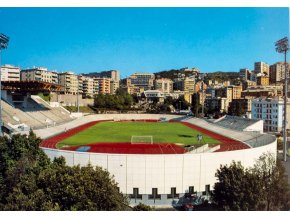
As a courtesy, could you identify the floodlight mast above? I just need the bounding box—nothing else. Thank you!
[0,33,9,137]
[275,37,289,162]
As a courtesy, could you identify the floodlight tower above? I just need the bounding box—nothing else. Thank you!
[0,33,9,137]
[275,37,289,162]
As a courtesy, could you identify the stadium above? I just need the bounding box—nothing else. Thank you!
[1,82,277,207]
[37,114,276,207]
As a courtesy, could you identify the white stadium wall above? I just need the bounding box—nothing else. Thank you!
[42,137,276,195]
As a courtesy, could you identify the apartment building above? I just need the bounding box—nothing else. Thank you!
[126,85,144,95]
[251,97,284,132]
[58,71,79,94]
[242,85,283,99]
[81,76,95,97]
[205,97,230,113]
[229,98,252,115]
[126,73,155,91]
[254,62,270,75]
[0,64,20,81]
[269,62,290,84]
[110,80,119,94]
[242,80,257,90]
[174,77,195,93]
[154,78,173,93]
[239,68,253,81]
[85,70,120,82]
[257,74,269,86]
[21,67,58,84]
[95,78,111,94]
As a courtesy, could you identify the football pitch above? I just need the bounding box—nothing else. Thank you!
[57,121,220,148]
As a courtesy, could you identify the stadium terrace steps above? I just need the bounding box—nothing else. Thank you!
[214,115,260,131]
[1,97,74,130]
[185,118,276,149]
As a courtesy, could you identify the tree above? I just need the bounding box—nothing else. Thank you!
[132,203,153,211]
[251,152,290,210]
[0,133,129,211]
[212,161,264,211]
[212,153,290,211]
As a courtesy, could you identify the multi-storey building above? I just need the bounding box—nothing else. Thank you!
[239,68,253,81]
[229,98,252,115]
[231,85,243,99]
[85,70,120,82]
[174,77,195,93]
[269,62,290,84]
[110,80,119,95]
[82,76,95,97]
[242,80,257,90]
[58,71,79,94]
[21,67,58,84]
[125,85,144,95]
[0,64,20,81]
[205,97,230,113]
[241,85,283,99]
[154,78,173,94]
[83,70,120,94]
[251,97,284,132]
[257,74,269,86]
[95,78,111,94]
[126,73,155,92]
[254,62,270,75]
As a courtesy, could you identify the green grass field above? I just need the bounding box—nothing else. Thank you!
[57,121,220,148]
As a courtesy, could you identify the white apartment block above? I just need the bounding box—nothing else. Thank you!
[0,64,20,81]
[21,67,58,84]
[251,97,284,132]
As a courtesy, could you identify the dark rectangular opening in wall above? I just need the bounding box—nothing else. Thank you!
[189,186,195,194]
[202,184,211,195]
[149,188,161,203]
[167,187,179,199]
[129,188,142,203]
[205,185,210,195]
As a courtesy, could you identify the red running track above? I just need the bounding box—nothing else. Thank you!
[40,119,249,154]
[170,120,249,152]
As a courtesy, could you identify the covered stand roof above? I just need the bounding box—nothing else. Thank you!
[1,81,63,92]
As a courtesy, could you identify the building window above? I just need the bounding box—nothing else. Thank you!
[167,187,179,199]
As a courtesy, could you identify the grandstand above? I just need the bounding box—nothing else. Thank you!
[1,81,74,133]
[2,97,73,131]
[212,115,263,132]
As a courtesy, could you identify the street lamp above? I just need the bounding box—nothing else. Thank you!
[0,33,9,137]
[275,37,289,162]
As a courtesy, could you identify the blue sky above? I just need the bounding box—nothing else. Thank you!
[0,7,289,77]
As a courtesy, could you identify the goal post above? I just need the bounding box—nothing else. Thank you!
[131,136,153,144]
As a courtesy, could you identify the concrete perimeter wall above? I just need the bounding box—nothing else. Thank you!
[37,114,277,206]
